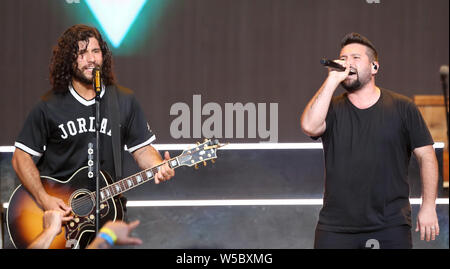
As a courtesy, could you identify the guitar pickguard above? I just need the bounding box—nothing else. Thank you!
[64,200,112,248]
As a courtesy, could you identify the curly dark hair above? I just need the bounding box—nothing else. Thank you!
[49,24,115,93]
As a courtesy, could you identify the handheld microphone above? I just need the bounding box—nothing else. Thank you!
[92,67,102,96]
[320,58,356,74]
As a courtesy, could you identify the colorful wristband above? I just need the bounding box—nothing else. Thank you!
[98,233,114,246]
[100,227,118,243]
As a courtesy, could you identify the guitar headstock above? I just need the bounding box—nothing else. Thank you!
[177,139,223,168]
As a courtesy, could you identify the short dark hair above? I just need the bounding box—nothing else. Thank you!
[341,32,378,62]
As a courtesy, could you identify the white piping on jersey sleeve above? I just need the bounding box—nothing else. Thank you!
[14,142,43,157]
[126,135,156,153]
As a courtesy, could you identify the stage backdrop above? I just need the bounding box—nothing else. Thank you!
[0,0,448,144]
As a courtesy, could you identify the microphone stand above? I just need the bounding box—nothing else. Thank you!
[95,94,101,234]
[441,74,449,144]
[93,69,102,235]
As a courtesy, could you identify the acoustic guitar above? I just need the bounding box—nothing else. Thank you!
[7,139,222,249]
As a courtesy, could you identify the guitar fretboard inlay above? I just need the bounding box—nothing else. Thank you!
[93,140,219,203]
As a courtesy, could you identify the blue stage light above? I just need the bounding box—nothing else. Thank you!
[85,0,147,48]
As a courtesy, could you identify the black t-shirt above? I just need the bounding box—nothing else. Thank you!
[316,88,433,233]
[15,84,155,181]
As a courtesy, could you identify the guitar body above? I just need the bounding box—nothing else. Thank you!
[6,167,124,249]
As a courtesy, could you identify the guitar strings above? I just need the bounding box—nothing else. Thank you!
[69,168,156,210]
[69,170,156,212]
[69,144,213,213]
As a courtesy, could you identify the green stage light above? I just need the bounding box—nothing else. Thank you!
[85,0,147,48]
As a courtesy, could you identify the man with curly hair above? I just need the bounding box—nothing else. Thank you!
[11,25,174,226]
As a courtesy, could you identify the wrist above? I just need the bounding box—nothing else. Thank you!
[98,227,117,245]
[420,196,437,209]
[324,76,341,90]
[98,233,115,246]
[421,201,436,209]
[37,192,50,207]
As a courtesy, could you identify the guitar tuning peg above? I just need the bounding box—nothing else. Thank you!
[211,159,216,164]
[203,161,207,166]
[194,164,199,170]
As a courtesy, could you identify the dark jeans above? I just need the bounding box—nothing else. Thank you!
[314,225,412,249]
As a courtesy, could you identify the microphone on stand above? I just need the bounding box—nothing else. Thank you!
[440,65,449,82]
[440,65,449,143]
[92,67,102,98]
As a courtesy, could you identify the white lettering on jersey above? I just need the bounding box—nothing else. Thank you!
[100,118,108,134]
[58,117,112,139]
[89,117,96,132]
[77,118,88,134]
[67,121,77,136]
[58,124,69,139]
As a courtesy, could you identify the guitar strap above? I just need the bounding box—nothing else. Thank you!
[106,85,122,179]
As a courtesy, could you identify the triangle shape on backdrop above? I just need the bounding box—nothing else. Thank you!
[85,0,147,48]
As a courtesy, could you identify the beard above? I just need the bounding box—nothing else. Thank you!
[340,75,362,93]
[73,65,100,85]
[340,69,371,93]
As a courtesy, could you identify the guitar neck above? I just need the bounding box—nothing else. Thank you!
[96,156,181,202]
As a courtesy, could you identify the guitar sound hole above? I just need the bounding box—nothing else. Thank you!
[70,190,94,216]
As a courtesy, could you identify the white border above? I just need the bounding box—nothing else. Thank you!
[1,142,445,152]
[3,198,449,209]
[151,142,445,151]
[153,143,325,150]
[0,146,15,152]
[125,198,450,206]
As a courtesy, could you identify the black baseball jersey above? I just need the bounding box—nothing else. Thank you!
[315,88,433,233]
[15,84,155,181]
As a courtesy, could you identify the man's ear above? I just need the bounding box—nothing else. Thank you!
[372,61,379,75]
